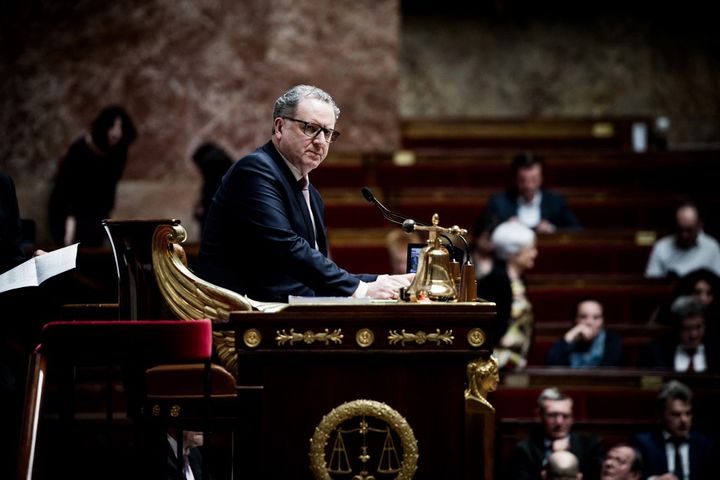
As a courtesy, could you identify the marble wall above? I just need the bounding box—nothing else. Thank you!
[3,3,719,244]
[400,13,720,147]
[1,0,400,242]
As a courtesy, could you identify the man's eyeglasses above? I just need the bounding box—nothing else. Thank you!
[282,117,340,143]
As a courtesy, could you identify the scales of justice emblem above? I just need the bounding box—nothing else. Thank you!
[309,400,419,480]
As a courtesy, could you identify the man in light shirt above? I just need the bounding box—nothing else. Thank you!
[632,381,714,480]
[484,153,580,234]
[645,202,720,278]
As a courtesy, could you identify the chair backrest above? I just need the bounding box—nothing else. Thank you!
[102,219,180,320]
[39,319,213,365]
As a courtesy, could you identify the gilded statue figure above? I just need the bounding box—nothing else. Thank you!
[464,356,499,412]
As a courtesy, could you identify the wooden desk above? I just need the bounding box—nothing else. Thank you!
[226,302,496,480]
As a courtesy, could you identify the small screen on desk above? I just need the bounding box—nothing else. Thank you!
[406,243,425,274]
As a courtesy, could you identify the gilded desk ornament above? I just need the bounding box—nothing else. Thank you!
[242,328,262,348]
[275,328,343,346]
[151,223,287,377]
[356,328,375,348]
[387,329,454,346]
[309,399,419,480]
[466,328,486,347]
[464,356,499,412]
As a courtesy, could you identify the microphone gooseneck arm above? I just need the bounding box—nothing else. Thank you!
[362,187,427,227]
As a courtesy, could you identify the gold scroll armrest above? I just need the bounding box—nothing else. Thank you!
[151,223,287,376]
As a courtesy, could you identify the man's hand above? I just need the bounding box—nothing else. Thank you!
[536,219,557,234]
[563,324,595,343]
[366,273,414,299]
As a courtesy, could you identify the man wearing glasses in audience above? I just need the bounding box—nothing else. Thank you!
[199,84,412,302]
[509,387,603,480]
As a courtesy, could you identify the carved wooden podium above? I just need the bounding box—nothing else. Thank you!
[145,222,498,479]
[227,302,497,480]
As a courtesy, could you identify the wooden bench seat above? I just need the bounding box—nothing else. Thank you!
[525,281,672,325]
[321,193,720,231]
[312,150,720,194]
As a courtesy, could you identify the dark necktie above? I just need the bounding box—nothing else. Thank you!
[671,438,685,480]
[298,176,317,248]
[686,348,696,372]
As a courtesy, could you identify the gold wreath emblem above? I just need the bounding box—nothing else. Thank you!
[356,328,375,347]
[243,328,262,348]
[467,328,486,347]
[309,399,419,480]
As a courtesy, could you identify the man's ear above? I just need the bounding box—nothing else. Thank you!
[540,471,547,480]
[273,118,283,137]
[577,474,583,480]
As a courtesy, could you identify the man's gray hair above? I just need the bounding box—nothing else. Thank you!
[272,85,340,124]
[670,295,705,318]
[657,380,692,409]
[537,387,571,412]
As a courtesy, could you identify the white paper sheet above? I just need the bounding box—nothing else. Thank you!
[0,243,78,294]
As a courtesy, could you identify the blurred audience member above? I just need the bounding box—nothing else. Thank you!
[385,228,422,275]
[546,299,623,368]
[192,142,233,233]
[650,269,720,338]
[645,202,720,278]
[632,381,714,480]
[600,444,642,480]
[167,429,204,480]
[477,220,537,369]
[509,387,603,480]
[1,172,27,274]
[542,451,582,480]
[485,153,580,234]
[1,172,50,480]
[640,295,717,373]
[471,221,495,280]
[49,105,137,246]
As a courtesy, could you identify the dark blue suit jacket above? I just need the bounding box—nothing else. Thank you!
[485,188,580,231]
[199,141,376,302]
[632,430,715,480]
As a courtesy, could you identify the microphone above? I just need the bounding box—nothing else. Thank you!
[361,187,426,226]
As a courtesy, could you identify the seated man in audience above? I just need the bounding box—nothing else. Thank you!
[546,298,623,368]
[600,444,643,480]
[639,295,718,372]
[542,451,582,480]
[645,202,720,278]
[632,380,714,480]
[509,387,603,480]
[485,153,580,234]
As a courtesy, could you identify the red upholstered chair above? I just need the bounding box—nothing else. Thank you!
[17,319,216,480]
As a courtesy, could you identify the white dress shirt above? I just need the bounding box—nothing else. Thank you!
[516,192,542,229]
[674,344,707,372]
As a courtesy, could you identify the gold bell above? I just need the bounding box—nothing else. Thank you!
[402,214,458,302]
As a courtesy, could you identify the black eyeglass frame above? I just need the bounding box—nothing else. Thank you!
[281,116,340,143]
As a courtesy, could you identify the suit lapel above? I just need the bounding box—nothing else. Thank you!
[262,142,317,247]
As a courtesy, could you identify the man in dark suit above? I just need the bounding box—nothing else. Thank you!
[509,387,603,480]
[632,380,714,480]
[167,430,204,480]
[484,153,580,234]
[199,85,412,302]
[639,296,718,373]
